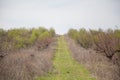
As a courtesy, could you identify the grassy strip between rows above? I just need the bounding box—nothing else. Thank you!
[36,36,96,80]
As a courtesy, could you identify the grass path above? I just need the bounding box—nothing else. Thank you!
[36,36,95,80]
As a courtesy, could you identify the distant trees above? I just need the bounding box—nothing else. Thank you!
[0,27,55,56]
[68,28,92,48]
[49,27,55,37]
[68,28,120,63]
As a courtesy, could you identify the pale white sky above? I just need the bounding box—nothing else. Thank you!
[0,0,120,34]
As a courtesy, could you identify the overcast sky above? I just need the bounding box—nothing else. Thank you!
[0,0,120,34]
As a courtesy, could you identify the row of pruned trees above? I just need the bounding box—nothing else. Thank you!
[68,28,120,64]
[0,27,55,56]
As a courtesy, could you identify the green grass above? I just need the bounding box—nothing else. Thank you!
[36,36,96,80]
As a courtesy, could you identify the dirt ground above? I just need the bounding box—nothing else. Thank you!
[65,35,120,80]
